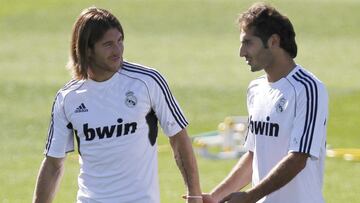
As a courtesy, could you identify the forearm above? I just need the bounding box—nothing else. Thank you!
[170,129,201,195]
[247,152,308,201]
[211,151,253,201]
[33,157,65,203]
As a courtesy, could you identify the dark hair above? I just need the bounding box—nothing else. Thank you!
[238,3,297,58]
[67,7,124,80]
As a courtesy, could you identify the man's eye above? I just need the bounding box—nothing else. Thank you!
[243,41,250,45]
[103,43,112,47]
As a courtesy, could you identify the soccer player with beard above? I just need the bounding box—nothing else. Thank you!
[32,7,202,203]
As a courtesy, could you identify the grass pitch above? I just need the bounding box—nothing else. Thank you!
[0,0,359,202]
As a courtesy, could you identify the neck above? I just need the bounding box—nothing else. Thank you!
[88,69,117,82]
[265,55,296,83]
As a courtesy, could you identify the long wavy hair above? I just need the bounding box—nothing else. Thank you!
[66,7,124,80]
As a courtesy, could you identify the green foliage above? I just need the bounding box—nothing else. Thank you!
[0,0,359,202]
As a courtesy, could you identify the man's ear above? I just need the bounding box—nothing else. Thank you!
[267,34,280,48]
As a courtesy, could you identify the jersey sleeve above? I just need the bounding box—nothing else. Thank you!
[244,82,256,152]
[149,71,188,137]
[244,126,255,152]
[289,83,328,159]
[44,92,74,158]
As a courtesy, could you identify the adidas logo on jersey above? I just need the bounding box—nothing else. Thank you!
[249,116,279,137]
[83,118,138,141]
[75,103,88,113]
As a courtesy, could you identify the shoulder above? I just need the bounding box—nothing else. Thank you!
[120,61,170,90]
[288,66,326,91]
[247,75,266,94]
[287,65,328,98]
[121,61,164,81]
[56,79,85,101]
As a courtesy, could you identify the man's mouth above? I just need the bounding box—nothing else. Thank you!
[111,56,121,62]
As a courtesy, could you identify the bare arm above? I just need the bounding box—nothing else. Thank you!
[248,152,308,201]
[221,152,308,203]
[206,151,253,202]
[32,156,66,203]
[170,129,202,202]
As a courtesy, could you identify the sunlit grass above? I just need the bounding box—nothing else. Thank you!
[0,0,359,202]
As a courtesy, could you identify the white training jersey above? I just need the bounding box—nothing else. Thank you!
[244,65,328,203]
[44,61,188,203]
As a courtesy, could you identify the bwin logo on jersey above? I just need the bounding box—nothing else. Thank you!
[249,116,279,137]
[275,97,288,113]
[83,118,137,141]
[125,91,137,108]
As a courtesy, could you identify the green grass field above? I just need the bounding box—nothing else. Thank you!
[1,0,360,202]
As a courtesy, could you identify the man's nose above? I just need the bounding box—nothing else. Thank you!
[113,42,123,55]
[239,46,246,57]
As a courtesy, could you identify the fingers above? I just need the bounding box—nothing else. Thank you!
[202,194,217,203]
[184,193,217,203]
[219,193,232,203]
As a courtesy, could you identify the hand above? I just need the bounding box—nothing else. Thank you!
[202,193,218,203]
[182,195,203,203]
[220,192,255,203]
[186,198,203,203]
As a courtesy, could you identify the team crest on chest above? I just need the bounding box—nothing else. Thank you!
[275,97,288,113]
[125,91,137,108]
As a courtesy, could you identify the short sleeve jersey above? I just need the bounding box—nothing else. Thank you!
[244,65,328,203]
[44,61,188,203]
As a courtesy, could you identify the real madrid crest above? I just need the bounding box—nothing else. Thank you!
[275,97,287,113]
[125,91,137,108]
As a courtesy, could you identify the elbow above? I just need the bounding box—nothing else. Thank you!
[43,156,65,174]
[298,160,307,171]
[169,129,190,150]
[290,152,308,171]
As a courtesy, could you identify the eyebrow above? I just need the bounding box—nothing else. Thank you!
[102,41,113,46]
[103,38,121,45]
[101,35,124,45]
